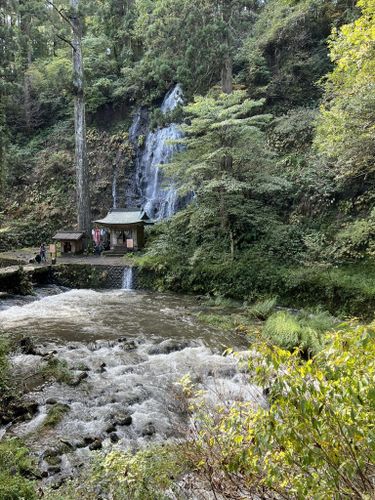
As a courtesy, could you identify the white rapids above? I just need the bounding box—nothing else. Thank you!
[0,288,265,485]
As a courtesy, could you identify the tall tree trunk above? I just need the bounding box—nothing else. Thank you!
[19,0,33,132]
[70,0,91,236]
[221,0,233,94]
[23,46,32,131]
[221,54,233,94]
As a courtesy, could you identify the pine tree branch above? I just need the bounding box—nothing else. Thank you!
[55,32,76,51]
[46,0,74,30]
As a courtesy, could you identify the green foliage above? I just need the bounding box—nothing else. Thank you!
[315,0,375,182]
[40,358,74,385]
[0,439,37,500]
[263,311,303,350]
[45,445,187,499]
[284,262,375,318]
[329,208,375,262]
[263,309,337,355]
[43,403,70,428]
[238,0,352,108]
[187,322,375,498]
[247,297,277,320]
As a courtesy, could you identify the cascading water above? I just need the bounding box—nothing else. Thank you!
[112,171,118,209]
[0,288,265,489]
[122,267,134,290]
[129,84,185,220]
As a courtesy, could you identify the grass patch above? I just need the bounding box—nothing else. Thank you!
[196,312,236,331]
[43,403,70,428]
[40,358,75,385]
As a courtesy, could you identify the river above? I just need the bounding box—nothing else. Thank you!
[0,287,263,487]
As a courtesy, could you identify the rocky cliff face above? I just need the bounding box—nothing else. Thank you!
[1,85,186,250]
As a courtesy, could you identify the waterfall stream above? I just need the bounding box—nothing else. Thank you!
[128,84,185,220]
[122,267,134,290]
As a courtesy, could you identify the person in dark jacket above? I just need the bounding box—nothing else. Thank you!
[39,243,47,263]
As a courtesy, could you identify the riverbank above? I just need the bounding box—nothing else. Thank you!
[0,286,373,498]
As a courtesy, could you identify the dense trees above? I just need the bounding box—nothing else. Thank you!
[316,0,375,184]
[0,0,373,273]
[0,1,374,497]
[165,91,282,258]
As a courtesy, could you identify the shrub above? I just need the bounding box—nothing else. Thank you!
[44,445,187,500]
[0,439,37,500]
[263,311,301,350]
[186,323,375,498]
[263,309,337,356]
[247,297,277,320]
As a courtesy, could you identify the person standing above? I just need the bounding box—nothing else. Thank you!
[39,243,47,263]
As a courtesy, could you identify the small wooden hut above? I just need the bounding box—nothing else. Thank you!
[52,231,85,255]
[93,208,152,254]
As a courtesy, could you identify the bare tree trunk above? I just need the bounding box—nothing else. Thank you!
[19,0,33,132]
[23,46,32,131]
[70,0,91,236]
[221,0,233,94]
[221,54,233,94]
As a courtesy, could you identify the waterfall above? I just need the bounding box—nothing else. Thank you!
[122,267,134,290]
[112,171,118,209]
[129,84,185,220]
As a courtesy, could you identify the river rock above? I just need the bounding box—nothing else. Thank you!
[69,371,89,387]
[142,422,156,437]
[121,340,136,351]
[46,398,57,405]
[48,465,61,474]
[59,438,75,450]
[7,400,39,422]
[109,432,120,443]
[89,439,103,451]
[44,455,61,467]
[105,424,116,433]
[113,412,132,426]
[148,339,190,355]
[83,436,95,446]
[18,336,38,355]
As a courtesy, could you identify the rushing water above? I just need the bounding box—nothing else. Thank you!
[0,288,263,486]
[122,267,134,290]
[129,84,185,220]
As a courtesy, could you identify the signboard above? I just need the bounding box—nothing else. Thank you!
[126,239,134,249]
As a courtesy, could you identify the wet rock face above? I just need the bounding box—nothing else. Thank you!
[89,439,103,451]
[109,432,119,443]
[18,336,38,355]
[0,397,39,426]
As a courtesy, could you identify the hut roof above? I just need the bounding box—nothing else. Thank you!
[52,231,85,241]
[94,208,151,226]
